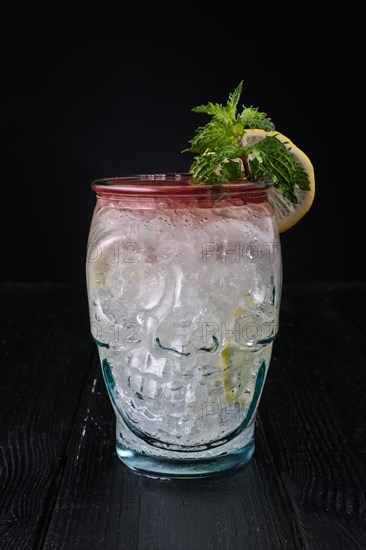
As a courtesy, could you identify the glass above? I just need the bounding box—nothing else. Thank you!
[86,174,282,477]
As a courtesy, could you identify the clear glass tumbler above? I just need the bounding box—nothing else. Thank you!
[86,174,282,477]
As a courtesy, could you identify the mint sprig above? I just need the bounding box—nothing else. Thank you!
[185,82,310,203]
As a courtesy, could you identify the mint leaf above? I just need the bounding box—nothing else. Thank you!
[226,80,244,121]
[190,143,245,183]
[247,136,310,202]
[192,81,243,124]
[239,106,275,131]
[185,119,236,154]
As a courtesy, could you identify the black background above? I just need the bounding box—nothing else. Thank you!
[3,11,355,282]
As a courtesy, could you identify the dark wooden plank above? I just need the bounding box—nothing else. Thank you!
[0,283,93,550]
[260,284,366,550]
[43,356,298,550]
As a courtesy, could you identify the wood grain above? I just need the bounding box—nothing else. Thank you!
[260,284,366,550]
[0,284,93,550]
[43,356,297,550]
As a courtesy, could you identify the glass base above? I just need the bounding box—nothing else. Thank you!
[116,439,255,478]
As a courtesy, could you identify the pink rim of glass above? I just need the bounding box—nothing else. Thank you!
[91,174,272,207]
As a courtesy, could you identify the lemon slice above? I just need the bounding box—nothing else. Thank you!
[215,299,256,408]
[241,129,315,232]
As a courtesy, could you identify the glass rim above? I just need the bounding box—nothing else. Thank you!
[91,173,273,197]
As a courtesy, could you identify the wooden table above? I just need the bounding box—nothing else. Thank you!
[1,283,365,550]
